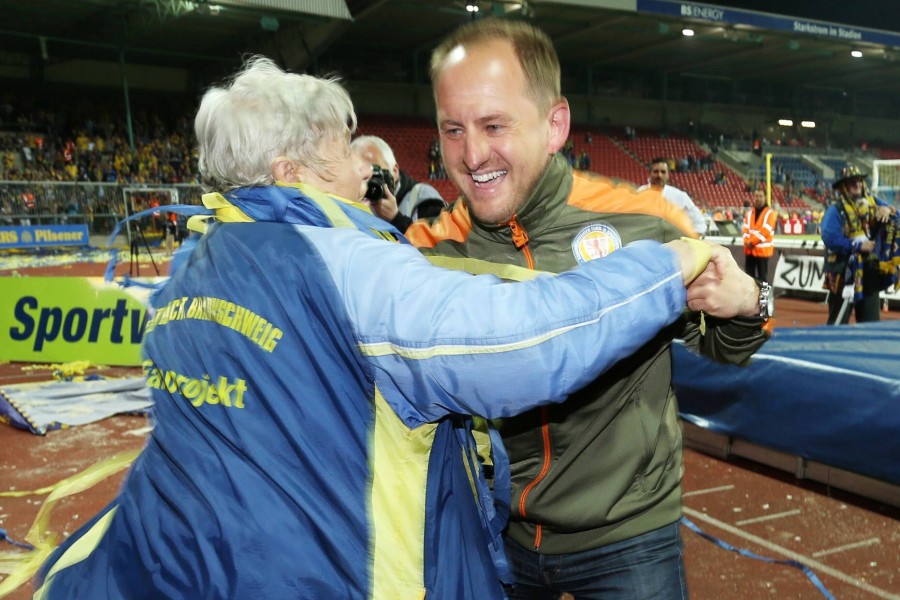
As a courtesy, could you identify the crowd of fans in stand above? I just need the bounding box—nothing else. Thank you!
[0,95,198,185]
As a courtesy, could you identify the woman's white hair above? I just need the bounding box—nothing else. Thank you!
[195,55,357,192]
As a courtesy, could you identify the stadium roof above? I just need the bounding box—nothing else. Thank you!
[2,0,899,101]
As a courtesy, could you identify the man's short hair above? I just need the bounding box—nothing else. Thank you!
[350,135,398,172]
[650,157,669,168]
[195,55,356,192]
[430,17,561,114]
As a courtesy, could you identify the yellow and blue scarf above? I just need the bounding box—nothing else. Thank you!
[838,195,900,300]
[105,183,407,287]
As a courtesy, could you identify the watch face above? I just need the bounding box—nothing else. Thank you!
[759,282,773,318]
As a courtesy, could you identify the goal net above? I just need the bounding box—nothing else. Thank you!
[121,186,179,244]
[872,159,900,207]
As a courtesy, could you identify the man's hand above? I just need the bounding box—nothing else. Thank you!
[685,244,760,318]
[369,186,400,223]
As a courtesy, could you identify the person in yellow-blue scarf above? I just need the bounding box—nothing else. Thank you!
[822,166,900,324]
[33,56,724,600]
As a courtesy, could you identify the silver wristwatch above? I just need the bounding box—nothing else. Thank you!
[758,280,774,319]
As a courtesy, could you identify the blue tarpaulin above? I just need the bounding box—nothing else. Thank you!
[674,320,900,485]
[0,377,151,435]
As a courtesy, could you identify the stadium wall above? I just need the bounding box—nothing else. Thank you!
[42,60,190,93]
[0,59,190,93]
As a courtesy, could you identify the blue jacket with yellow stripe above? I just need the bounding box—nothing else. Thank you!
[35,184,689,599]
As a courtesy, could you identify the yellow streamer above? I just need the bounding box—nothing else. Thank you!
[21,361,95,378]
[0,449,139,598]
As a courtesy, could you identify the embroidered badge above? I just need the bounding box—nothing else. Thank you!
[571,223,622,264]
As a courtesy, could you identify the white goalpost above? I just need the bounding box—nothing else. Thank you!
[122,186,180,215]
[871,160,900,304]
[119,186,180,254]
[113,186,182,275]
[872,159,900,206]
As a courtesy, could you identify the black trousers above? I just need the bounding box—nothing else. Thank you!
[827,285,882,324]
[744,254,769,283]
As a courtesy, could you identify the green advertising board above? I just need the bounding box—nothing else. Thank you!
[0,277,156,366]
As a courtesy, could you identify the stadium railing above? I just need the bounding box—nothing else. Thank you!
[0,181,204,237]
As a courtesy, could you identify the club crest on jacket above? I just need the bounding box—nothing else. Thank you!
[572,223,622,263]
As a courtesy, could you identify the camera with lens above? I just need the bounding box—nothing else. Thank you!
[364,164,395,203]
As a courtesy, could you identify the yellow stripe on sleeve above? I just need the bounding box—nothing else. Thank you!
[369,390,433,599]
[32,507,119,600]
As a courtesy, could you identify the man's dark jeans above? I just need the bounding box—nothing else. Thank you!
[504,521,688,600]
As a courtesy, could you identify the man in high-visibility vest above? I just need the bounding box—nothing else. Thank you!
[743,188,778,282]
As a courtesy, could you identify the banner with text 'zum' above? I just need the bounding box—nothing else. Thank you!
[0,277,154,366]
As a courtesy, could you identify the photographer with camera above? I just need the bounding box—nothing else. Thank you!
[351,135,447,232]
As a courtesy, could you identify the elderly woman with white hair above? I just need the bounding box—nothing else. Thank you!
[33,56,708,599]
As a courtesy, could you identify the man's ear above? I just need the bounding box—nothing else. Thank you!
[547,98,571,155]
[271,157,300,183]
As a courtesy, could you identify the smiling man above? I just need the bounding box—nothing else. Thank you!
[406,17,772,600]
[432,35,566,227]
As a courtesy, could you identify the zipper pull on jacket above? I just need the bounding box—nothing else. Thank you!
[509,216,529,249]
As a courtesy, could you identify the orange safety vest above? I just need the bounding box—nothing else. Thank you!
[742,206,777,257]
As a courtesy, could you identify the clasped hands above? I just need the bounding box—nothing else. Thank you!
[666,239,760,319]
